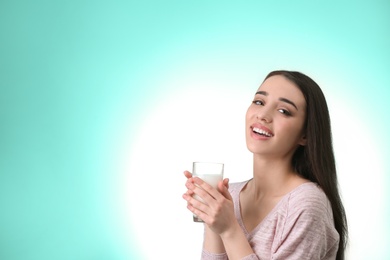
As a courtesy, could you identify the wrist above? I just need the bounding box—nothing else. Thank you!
[219,221,241,240]
[203,224,226,254]
[219,221,255,259]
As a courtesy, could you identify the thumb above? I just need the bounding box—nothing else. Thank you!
[218,178,232,200]
[223,178,229,189]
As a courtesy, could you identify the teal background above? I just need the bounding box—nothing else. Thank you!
[1,0,389,259]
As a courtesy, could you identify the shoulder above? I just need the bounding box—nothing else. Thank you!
[287,182,332,215]
[272,183,340,258]
[281,182,336,234]
[228,180,249,194]
[290,182,326,199]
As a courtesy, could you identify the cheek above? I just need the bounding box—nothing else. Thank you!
[281,121,305,140]
[245,106,255,120]
[245,107,253,135]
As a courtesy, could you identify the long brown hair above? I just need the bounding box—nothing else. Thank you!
[265,70,348,260]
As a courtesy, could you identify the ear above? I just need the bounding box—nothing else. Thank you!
[298,135,307,146]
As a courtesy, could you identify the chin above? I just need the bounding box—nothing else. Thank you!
[246,143,265,155]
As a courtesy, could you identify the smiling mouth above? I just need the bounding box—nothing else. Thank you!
[252,127,274,137]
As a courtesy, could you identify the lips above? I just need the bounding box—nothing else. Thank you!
[250,124,274,139]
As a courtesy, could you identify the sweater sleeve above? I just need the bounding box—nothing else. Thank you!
[271,187,339,260]
[201,250,228,260]
[201,250,260,260]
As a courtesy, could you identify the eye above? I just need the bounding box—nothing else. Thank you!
[278,109,292,116]
[252,100,264,106]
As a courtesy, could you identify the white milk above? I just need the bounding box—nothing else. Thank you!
[192,173,223,222]
[195,173,223,188]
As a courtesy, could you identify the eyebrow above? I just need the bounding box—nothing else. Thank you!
[255,91,298,110]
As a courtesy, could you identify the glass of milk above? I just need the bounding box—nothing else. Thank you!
[192,162,224,223]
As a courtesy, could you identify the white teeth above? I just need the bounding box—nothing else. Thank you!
[253,127,273,137]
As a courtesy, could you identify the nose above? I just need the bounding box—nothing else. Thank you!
[256,107,273,123]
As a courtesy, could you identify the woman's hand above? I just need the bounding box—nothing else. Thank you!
[182,171,236,236]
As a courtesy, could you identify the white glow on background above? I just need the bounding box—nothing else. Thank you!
[121,70,386,259]
[329,97,386,259]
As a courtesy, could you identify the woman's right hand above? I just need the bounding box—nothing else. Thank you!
[183,170,229,204]
[182,171,235,236]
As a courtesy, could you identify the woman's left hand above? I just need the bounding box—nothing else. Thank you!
[183,173,237,236]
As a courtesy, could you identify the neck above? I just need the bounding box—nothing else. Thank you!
[249,154,300,199]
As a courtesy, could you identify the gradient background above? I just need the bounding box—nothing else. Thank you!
[1,0,389,259]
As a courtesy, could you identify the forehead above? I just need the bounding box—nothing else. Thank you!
[258,75,306,106]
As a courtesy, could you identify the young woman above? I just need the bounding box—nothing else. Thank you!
[182,70,348,260]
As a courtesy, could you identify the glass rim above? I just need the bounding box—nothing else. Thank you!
[193,161,224,165]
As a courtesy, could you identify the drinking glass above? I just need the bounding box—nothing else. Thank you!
[192,162,224,222]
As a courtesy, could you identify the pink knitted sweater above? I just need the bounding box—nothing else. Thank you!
[201,181,339,260]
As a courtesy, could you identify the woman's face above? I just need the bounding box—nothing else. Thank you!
[245,75,307,159]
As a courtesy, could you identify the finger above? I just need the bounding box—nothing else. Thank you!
[183,171,192,179]
[186,204,210,223]
[185,177,194,187]
[185,180,211,201]
[219,182,232,201]
[182,193,209,215]
[218,178,229,193]
[185,188,194,196]
[192,177,222,201]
